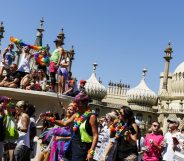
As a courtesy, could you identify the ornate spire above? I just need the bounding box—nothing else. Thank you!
[93,62,98,74]
[162,42,173,90]
[35,17,44,46]
[0,22,5,39]
[39,17,44,31]
[54,28,65,47]
[164,41,173,55]
[68,45,75,73]
[142,68,147,80]
[69,45,75,60]
[0,21,5,54]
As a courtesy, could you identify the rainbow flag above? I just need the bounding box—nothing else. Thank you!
[10,36,46,50]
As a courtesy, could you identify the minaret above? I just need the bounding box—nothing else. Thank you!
[54,28,65,47]
[34,17,44,46]
[162,42,173,90]
[68,45,75,72]
[0,22,5,54]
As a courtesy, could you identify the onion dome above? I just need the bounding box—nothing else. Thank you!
[171,61,184,95]
[126,69,157,107]
[85,63,107,101]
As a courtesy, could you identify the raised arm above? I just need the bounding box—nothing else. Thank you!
[15,44,22,53]
[42,113,76,127]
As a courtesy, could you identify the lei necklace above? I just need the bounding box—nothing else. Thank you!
[110,122,127,139]
[73,110,91,132]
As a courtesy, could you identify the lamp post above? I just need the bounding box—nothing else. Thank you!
[0,21,5,54]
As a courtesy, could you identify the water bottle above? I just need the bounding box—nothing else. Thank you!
[42,81,46,91]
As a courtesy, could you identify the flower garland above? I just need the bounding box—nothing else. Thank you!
[73,110,91,132]
[10,36,46,51]
[110,122,127,139]
[0,96,15,114]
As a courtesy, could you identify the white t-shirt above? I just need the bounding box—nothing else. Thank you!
[93,125,116,161]
[162,131,181,161]
[18,52,31,73]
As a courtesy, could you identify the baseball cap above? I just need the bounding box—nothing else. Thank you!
[80,80,86,85]
[167,115,180,124]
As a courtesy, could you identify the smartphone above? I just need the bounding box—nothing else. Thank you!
[172,137,179,145]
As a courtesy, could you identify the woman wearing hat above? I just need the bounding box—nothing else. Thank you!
[0,43,16,78]
[42,93,98,161]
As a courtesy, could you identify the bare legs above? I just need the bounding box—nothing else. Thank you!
[58,75,65,94]
[20,75,30,89]
[0,66,4,79]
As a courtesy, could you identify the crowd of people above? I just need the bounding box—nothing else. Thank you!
[1,39,184,161]
[0,40,81,97]
[1,92,184,161]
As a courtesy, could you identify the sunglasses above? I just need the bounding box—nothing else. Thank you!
[168,121,176,124]
[152,124,159,127]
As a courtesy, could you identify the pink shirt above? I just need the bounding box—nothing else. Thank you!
[143,133,164,161]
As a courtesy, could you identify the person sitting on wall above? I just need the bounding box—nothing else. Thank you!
[0,64,18,88]
[79,80,87,94]
[20,69,38,89]
[63,79,79,97]
[0,43,16,78]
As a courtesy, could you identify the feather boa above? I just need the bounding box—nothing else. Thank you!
[10,36,46,50]
[43,126,71,142]
[42,126,71,161]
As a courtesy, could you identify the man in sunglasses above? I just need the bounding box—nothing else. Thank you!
[162,117,182,161]
[143,121,164,161]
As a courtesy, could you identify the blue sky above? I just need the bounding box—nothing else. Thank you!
[1,0,184,93]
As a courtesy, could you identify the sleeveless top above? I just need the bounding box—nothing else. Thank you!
[72,113,94,143]
[4,50,15,66]
[18,52,31,73]
[16,116,30,148]
[50,48,64,63]
[117,125,138,159]
[80,119,93,143]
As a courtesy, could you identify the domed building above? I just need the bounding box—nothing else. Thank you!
[85,63,107,102]
[126,69,158,130]
[89,64,158,131]
[158,42,184,133]
[85,63,113,116]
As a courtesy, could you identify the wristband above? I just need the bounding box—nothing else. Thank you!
[50,117,55,123]
[88,149,95,156]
